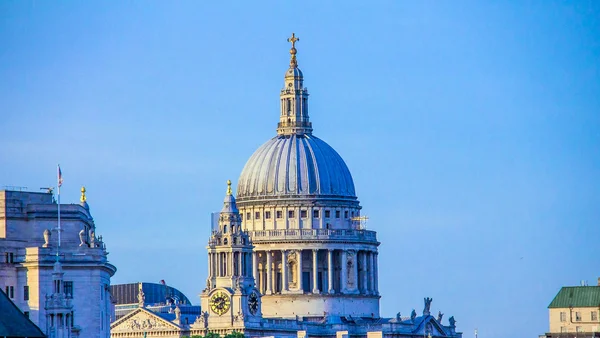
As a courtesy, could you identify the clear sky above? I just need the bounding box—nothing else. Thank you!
[1,1,599,337]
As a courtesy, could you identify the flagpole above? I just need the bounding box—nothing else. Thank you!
[57,164,61,262]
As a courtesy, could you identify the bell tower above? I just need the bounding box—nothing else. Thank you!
[277,32,312,136]
[199,181,262,332]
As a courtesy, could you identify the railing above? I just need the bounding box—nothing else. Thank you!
[248,229,377,242]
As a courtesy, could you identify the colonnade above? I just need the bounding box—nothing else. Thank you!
[208,251,253,278]
[252,249,378,296]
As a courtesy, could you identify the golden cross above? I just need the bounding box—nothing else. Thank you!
[287,33,299,49]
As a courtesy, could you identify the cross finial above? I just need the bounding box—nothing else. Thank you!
[287,33,299,49]
[226,180,232,196]
[80,186,86,203]
[287,33,300,67]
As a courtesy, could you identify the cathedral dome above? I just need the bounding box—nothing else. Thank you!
[236,134,356,202]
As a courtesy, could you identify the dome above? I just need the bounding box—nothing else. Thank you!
[285,67,303,78]
[236,134,356,201]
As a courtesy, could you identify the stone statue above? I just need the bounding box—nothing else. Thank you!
[43,229,51,247]
[89,229,96,248]
[437,311,444,322]
[78,229,86,246]
[205,278,211,291]
[174,305,181,320]
[423,297,433,315]
[449,316,456,327]
[410,309,416,321]
[396,312,401,321]
[235,276,242,290]
[138,288,145,308]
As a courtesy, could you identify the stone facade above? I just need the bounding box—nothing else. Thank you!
[0,188,116,338]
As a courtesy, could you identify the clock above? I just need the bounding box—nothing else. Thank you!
[210,291,231,315]
[248,292,259,315]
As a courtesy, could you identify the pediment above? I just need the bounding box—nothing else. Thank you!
[111,308,181,333]
[413,316,449,337]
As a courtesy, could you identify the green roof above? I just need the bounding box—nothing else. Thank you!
[0,289,45,338]
[548,286,600,308]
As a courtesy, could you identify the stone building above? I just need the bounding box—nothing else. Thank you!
[110,33,463,338]
[542,279,600,338]
[0,187,116,338]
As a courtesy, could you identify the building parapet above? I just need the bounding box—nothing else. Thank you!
[248,229,378,243]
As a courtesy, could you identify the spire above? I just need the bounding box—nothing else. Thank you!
[222,180,238,213]
[277,33,312,136]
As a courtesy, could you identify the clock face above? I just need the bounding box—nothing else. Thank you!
[248,292,259,315]
[210,291,231,316]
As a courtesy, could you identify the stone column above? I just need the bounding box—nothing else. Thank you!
[374,252,379,294]
[238,252,243,276]
[266,250,272,294]
[327,249,334,294]
[253,252,258,282]
[312,249,319,293]
[368,251,375,294]
[360,251,367,294]
[297,250,303,292]
[308,206,313,229]
[340,250,347,293]
[281,250,288,292]
[352,251,359,293]
[208,252,212,278]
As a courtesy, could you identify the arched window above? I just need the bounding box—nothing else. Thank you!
[223,225,228,233]
[224,238,228,245]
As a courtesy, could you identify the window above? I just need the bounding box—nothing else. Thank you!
[560,312,566,322]
[265,211,271,219]
[592,311,598,321]
[276,211,282,219]
[325,210,331,218]
[255,212,260,220]
[24,311,29,318]
[64,281,73,298]
[313,210,319,218]
[301,210,307,218]
[576,312,582,321]
[335,210,340,218]
[344,211,349,218]
[9,253,13,263]
[9,286,13,298]
[288,210,295,218]
[246,212,250,220]
[23,286,29,301]
[71,311,75,327]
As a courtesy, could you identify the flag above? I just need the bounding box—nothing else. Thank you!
[58,165,63,188]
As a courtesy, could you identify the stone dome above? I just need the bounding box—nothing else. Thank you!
[236,134,357,202]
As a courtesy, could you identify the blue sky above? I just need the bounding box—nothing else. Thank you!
[1,1,599,337]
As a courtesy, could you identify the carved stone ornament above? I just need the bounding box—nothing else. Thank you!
[423,297,433,316]
[113,312,171,332]
[287,251,297,263]
[234,310,245,322]
[78,229,86,246]
[410,309,417,321]
[43,229,51,247]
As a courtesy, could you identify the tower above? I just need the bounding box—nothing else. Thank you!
[44,261,75,338]
[199,181,262,332]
